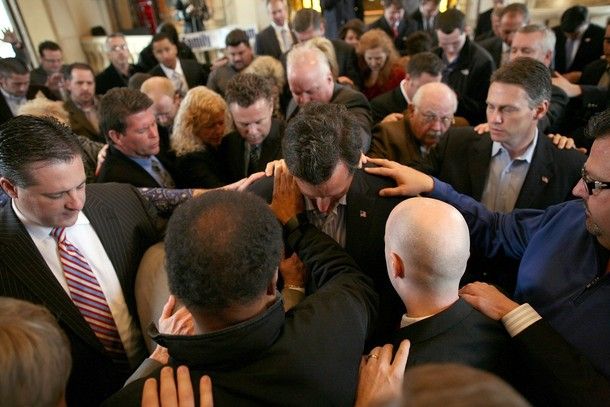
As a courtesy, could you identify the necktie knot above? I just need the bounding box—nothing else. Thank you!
[50,227,66,243]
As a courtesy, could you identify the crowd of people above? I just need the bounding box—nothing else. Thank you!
[0,0,609,405]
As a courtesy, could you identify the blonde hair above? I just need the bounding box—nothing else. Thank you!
[171,86,229,156]
[357,28,400,85]
[0,298,71,407]
[140,76,176,98]
[17,96,69,124]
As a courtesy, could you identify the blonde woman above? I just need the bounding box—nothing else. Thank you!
[357,29,405,100]
[171,86,231,188]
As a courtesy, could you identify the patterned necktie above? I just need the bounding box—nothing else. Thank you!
[565,38,576,70]
[172,71,188,97]
[248,144,261,174]
[50,227,126,360]
[151,158,175,188]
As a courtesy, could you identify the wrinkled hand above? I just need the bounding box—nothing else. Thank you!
[95,144,109,176]
[473,122,489,135]
[363,157,434,197]
[264,159,285,177]
[279,253,307,287]
[551,72,582,98]
[459,282,519,320]
[142,366,213,407]
[222,172,265,191]
[1,28,18,45]
[270,162,303,223]
[159,295,194,336]
[381,112,404,124]
[354,340,410,407]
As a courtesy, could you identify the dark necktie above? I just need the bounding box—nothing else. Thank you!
[248,144,261,174]
[151,158,175,188]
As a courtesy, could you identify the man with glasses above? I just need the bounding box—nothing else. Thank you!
[30,40,68,99]
[370,82,456,164]
[96,33,142,95]
[364,106,610,385]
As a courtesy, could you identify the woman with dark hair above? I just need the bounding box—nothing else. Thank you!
[340,18,366,48]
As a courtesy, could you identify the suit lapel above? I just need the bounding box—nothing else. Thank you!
[0,204,104,352]
[515,135,553,208]
[467,134,493,200]
[345,170,376,257]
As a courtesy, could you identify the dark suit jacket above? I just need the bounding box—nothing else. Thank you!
[474,8,493,39]
[64,98,104,144]
[97,145,177,188]
[392,298,513,381]
[477,35,503,68]
[0,85,56,125]
[0,183,161,406]
[137,41,196,72]
[95,63,140,95]
[255,25,297,60]
[553,23,605,74]
[368,15,418,55]
[248,168,404,347]
[219,119,284,181]
[410,8,436,35]
[370,85,407,124]
[414,127,585,291]
[148,58,209,90]
[580,58,608,85]
[434,37,495,125]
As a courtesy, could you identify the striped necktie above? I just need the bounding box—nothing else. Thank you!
[51,227,127,360]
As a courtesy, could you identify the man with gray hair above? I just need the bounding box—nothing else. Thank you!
[286,44,372,150]
[478,3,529,68]
[370,82,457,163]
[0,297,72,407]
[384,197,513,379]
[96,32,142,95]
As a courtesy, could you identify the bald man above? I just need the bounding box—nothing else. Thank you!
[285,45,372,151]
[385,197,513,380]
[370,82,457,164]
[140,76,180,157]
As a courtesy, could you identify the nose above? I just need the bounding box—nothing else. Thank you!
[572,177,587,199]
[315,197,332,213]
[296,95,309,106]
[65,190,85,211]
[430,118,443,131]
[488,108,502,124]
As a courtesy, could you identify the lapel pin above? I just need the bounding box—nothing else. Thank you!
[541,176,549,184]
[460,69,469,76]
[360,210,367,218]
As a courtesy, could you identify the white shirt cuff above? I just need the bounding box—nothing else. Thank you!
[501,303,542,337]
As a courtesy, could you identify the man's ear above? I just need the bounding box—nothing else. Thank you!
[391,252,405,279]
[107,129,122,146]
[267,269,279,296]
[533,100,549,121]
[0,177,18,199]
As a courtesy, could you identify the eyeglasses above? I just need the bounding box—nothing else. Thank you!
[581,167,610,195]
[419,111,455,127]
[109,44,129,52]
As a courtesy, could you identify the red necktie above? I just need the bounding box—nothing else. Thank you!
[51,227,126,360]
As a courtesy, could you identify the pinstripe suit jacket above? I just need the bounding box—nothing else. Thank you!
[0,183,162,406]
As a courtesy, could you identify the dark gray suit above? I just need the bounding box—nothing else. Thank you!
[255,25,297,60]
[0,183,162,406]
[148,58,209,90]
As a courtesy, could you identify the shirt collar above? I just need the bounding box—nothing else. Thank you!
[399,79,411,104]
[271,20,289,31]
[491,129,538,163]
[160,59,183,77]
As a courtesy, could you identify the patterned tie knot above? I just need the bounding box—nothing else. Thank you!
[50,226,66,243]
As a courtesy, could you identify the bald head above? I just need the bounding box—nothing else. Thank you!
[286,46,335,106]
[140,76,179,127]
[385,197,469,297]
[408,82,457,149]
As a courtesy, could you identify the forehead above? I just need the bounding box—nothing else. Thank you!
[42,49,62,58]
[512,31,543,46]
[70,68,94,81]
[290,63,326,87]
[107,36,127,46]
[27,156,84,187]
[487,82,529,104]
[227,43,249,54]
[153,39,174,50]
[124,109,155,130]
[7,72,29,82]
[268,0,285,12]
[230,98,272,118]
[295,162,353,196]
[587,137,610,178]
[416,96,455,114]
[437,29,462,42]
[365,47,386,56]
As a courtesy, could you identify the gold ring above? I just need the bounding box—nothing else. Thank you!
[368,354,379,360]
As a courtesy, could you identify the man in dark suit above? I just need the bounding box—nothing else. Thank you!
[286,44,372,150]
[64,63,105,144]
[255,0,296,60]
[414,58,585,291]
[148,32,209,98]
[292,7,362,87]
[553,5,605,83]
[434,8,495,125]
[385,198,513,381]
[249,103,403,346]
[97,88,177,188]
[96,32,142,95]
[29,40,68,100]
[410,0,440,36]
[478,3,528,69]
[0,115,162,406]
[370,51,443,124]
[0,58,56,125]
[368,0,418,55]
[221,73,283,181]
[474,0,504,39]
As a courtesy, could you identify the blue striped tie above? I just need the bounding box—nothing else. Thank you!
[51,227,127,361]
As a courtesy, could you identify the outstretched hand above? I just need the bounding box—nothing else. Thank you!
[142,366,213,407]
[363,157,434,197]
